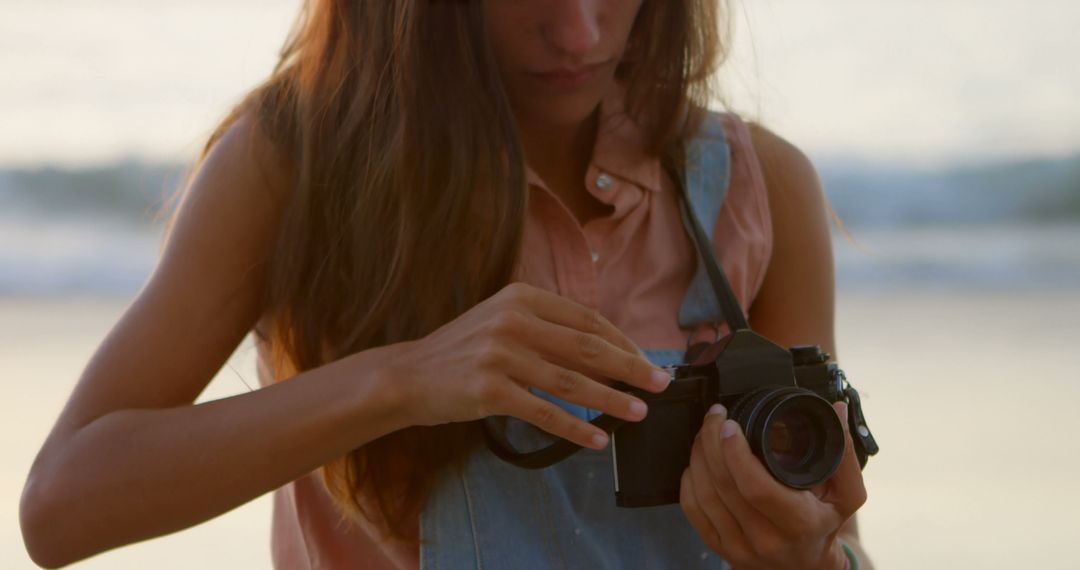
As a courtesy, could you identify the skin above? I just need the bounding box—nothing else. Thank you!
[19,1,870,568]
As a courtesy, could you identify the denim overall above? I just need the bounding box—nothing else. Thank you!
[420,113,735,569]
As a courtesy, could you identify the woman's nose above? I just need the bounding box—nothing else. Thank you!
[542,0,601,60]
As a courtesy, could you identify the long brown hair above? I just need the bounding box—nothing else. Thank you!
[174,0,728,543]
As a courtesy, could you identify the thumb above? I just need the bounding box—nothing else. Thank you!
[705,403,727,425]
[696,403,728,443]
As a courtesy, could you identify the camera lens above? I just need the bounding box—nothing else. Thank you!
[768,409,815,471]
[729,387,844,489]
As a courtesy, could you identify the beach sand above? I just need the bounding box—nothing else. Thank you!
[3,291,1079,568]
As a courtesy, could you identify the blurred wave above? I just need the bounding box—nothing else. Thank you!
[835,223,1080,292]
[0,160,180,296]
[819,154,1080,227]
[819,154,1080,291]
[0,160,185,220]
[1,157,1078,296]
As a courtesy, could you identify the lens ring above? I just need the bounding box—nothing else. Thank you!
[729,388,844,489]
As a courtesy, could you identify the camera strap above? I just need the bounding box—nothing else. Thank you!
[664,154,750,333]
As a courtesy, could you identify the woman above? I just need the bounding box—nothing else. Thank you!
[20,1,871,568]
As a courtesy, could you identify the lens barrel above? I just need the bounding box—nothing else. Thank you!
[728,387,844,489]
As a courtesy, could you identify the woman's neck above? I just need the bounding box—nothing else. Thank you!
[516,108,599,191]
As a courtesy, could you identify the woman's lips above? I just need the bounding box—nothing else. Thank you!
[530,61,609,89]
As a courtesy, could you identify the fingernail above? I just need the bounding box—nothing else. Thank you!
[707,403,727,417]
[721,419,739,439]
[591,432,609,449]
[629,399,648,419]
[651,368,671,389]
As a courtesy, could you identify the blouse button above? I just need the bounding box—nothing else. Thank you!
[595,172,614,192]
[590,249,600,263]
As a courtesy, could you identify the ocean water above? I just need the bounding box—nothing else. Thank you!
[2,157,1079,297]
[834,223,1080,292]
[5,217,1079,296]
[0,213,162,296]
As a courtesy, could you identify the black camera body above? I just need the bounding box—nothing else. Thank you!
[610,329,874,508]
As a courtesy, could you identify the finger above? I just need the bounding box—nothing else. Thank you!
[686,437,755,563]
[490,382,610,450]
[719,417,824,535]
[504,284,661,379]
[698,406,783,546]
[517,285,641,353]
[506,352,649,423]
[679,469,724,554]
[822,401,868,517]
[518,313,670,394]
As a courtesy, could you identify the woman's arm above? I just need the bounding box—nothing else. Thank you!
[747,123,871,568]
[18,115,414,568]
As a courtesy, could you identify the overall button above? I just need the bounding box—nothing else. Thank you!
[595,172,614,192]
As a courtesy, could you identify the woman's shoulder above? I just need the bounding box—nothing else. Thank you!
[160,108,299,332]
[729,115,837,347]
[180,109,298,334]
[684,110,823,212]
[200,109,296,204]
[725,114,822,206]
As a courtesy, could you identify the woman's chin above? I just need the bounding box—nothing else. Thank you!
[512,94,606,130]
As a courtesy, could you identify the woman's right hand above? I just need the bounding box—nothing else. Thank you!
[384,282,672,450]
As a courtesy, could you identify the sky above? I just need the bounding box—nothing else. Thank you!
[723,0,1080,166]
[3,0,1079,168]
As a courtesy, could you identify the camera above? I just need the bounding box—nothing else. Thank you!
[482,328,879,509]
[610,329,876,508]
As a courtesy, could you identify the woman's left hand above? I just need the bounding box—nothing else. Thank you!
[679,401,867,570]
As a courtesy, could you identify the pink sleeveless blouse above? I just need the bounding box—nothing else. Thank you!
[255,88,773,569]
